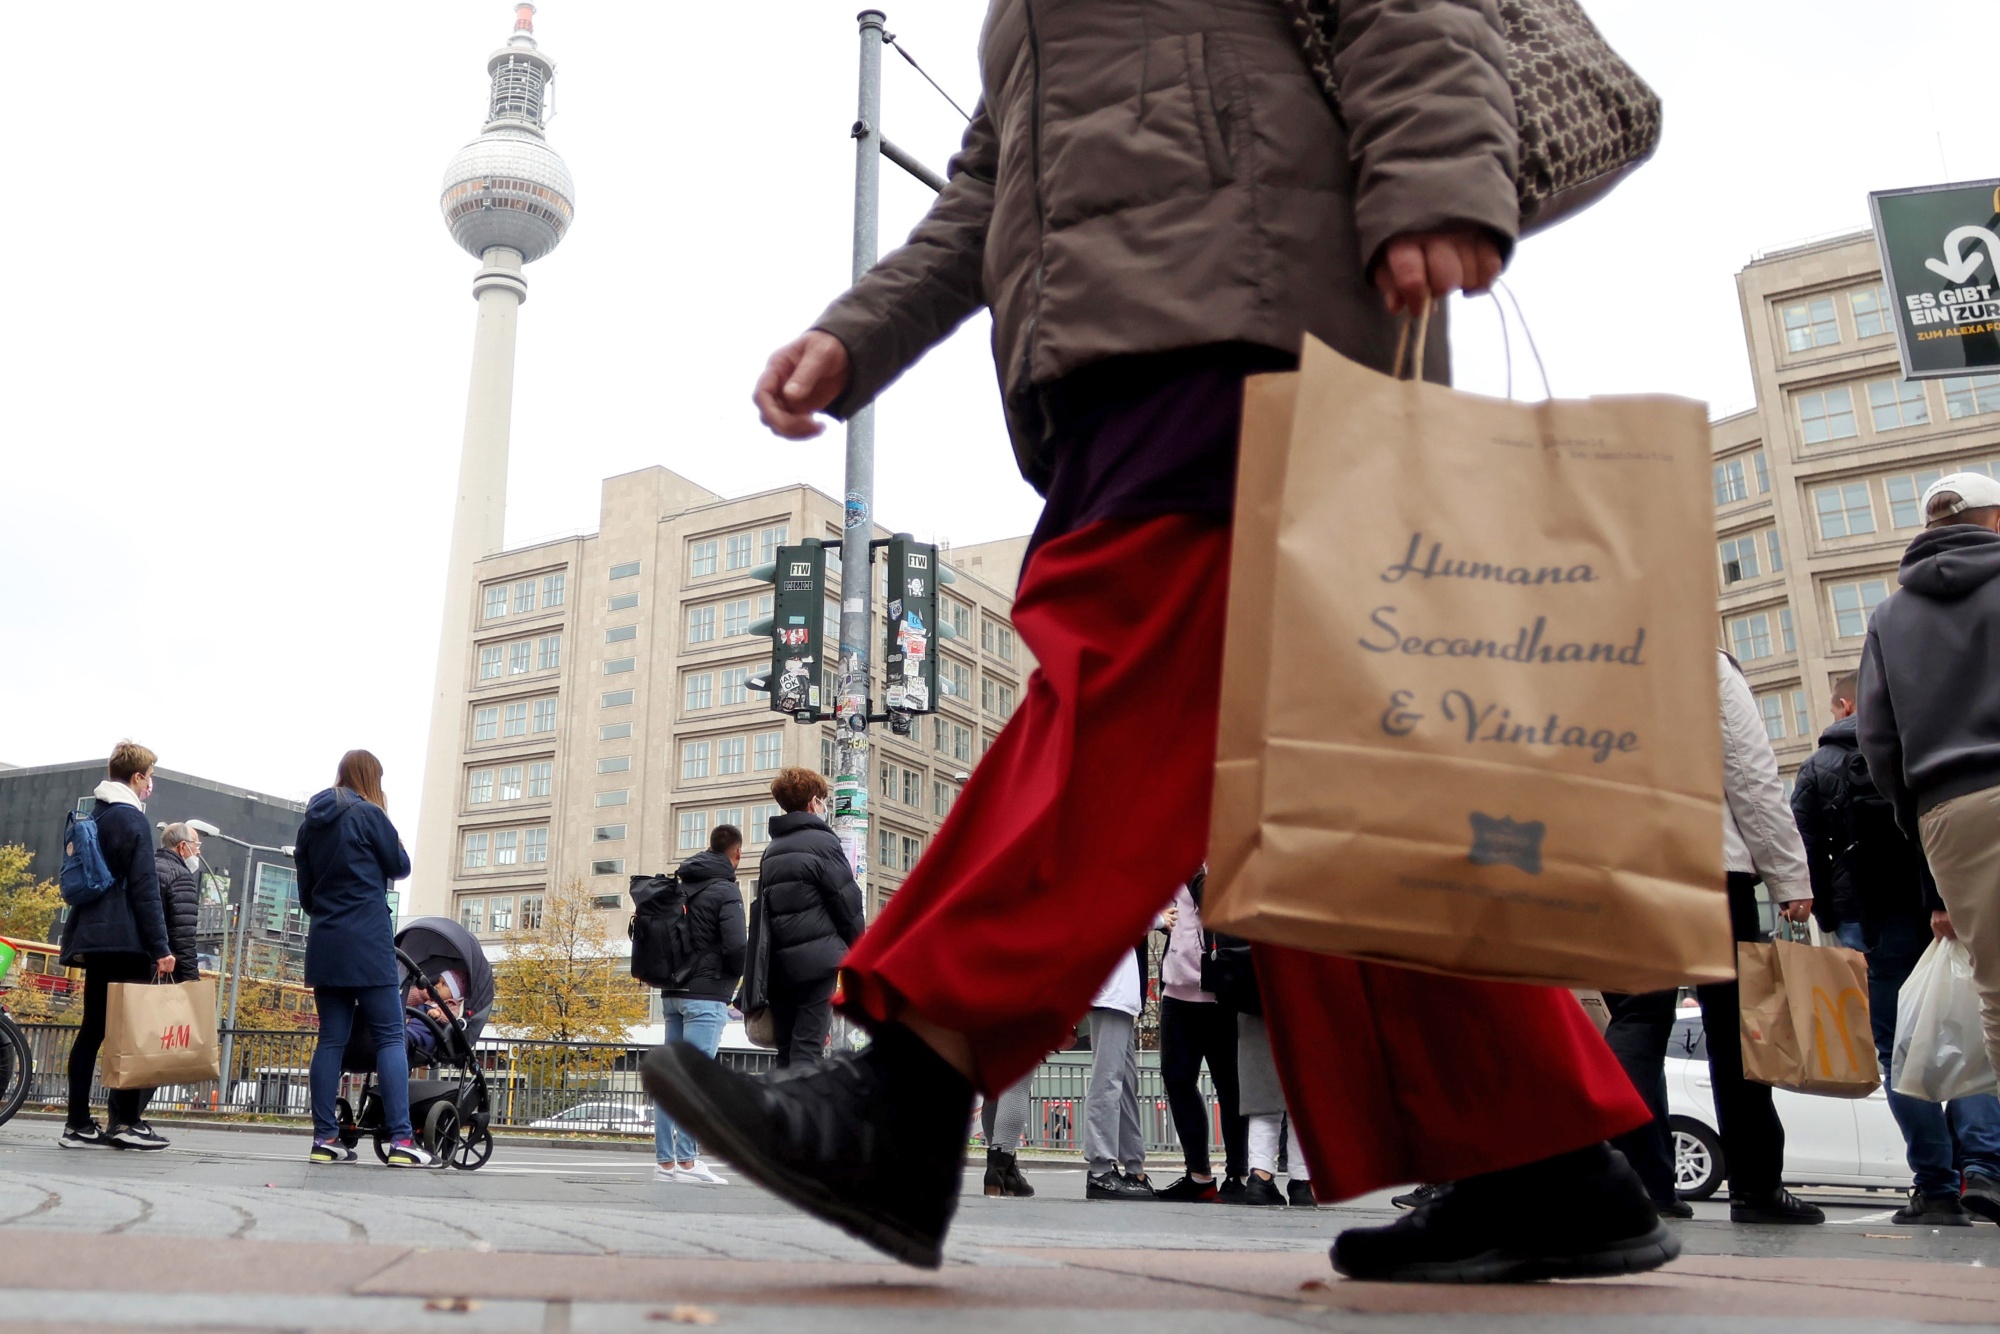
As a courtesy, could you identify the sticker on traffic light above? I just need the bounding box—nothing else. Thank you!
[884,537,944,715]
[755,542,828,722]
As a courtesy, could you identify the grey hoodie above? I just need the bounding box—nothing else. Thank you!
[1857,523,2000,837]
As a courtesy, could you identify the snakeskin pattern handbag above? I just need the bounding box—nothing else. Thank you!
[1283,0,1662,235]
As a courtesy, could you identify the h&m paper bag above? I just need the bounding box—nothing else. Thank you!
[1205,334,1731,993]
[102,978,221,1089]
[1738,940,1879,1098]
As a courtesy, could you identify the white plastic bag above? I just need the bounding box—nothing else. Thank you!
[1892,938,1998,1102]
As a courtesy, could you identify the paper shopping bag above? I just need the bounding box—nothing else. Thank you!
[102,978,221,1089]
[1738,940,1878,1098]
[1205,333,1732,993]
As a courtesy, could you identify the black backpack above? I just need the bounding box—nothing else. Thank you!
[1833,748,1920,907]
[628,873,699,990]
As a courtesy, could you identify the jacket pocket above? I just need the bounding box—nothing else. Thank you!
[1183,32,1237,188]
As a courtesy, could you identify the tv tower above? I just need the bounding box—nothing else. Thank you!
[415,4,575,915]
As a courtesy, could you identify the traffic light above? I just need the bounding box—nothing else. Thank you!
[749,540,828,722]
[884,534,955,719]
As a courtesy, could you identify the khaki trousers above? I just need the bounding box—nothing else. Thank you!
[1920,783,2000,1081]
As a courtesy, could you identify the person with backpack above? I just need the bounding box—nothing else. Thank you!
[640,824,747,1185]
[294,750,428,1167]
[59,741,176,1151]
[758,768,865,1067]
[1795,672,2000,1225]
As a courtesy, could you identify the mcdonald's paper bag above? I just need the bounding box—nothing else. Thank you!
[102,979,221,1089]
[1204,334,1733,993]
[1737,940,1878,1098]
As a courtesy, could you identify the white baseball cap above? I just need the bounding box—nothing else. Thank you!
[1920,471,2000,521]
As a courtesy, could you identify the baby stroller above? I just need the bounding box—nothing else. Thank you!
[334,917,496,1170]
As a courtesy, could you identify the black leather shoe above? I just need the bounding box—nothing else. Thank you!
[1241,1172,1286,1206]
[1087,1170,1158,1200]
[1217,1175,1247,1203]
[1961,1172,2000,1225]
[1331,1144,1679,1283]
[1892,1188,1972,1226]
[1288,1179,1318,1208]
[640,1025,972,1268]
[1155,1174,1219,1202]
[1655,1198,1694,1220]
[1728,1187,1825,1226]
[984,1148,1035,1198]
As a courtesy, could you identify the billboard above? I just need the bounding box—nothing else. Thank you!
[1869,179,2000,380]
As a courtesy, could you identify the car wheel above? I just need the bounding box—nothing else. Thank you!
[1671,1116,1725,1201]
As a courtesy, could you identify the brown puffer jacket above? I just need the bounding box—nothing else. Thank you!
[814,0,1519,489]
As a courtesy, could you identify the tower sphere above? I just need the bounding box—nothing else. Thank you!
[439,4,575,264]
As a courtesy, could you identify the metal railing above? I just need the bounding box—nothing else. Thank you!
[15,1026,1221,1156]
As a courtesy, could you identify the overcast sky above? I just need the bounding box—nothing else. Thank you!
[4,1,1993,857]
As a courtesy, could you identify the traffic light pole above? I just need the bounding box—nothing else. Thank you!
[833,9,887,903]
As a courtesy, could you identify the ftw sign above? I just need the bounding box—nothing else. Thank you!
[1870,179,2000,378]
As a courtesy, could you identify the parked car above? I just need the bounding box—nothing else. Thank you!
[526,1100,653,1133]
[1666,1008,1908,1198]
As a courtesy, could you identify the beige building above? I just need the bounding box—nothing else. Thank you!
[407,465,1030,943]
[1715,231,2000,785]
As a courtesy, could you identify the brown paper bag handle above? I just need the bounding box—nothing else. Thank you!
[1390,300,1434,382]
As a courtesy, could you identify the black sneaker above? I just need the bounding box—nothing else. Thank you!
[1086,1170,1158,1201]
[1392,1182,1445,1210]
[983,1148,1033,1198]
[1962,1172,2000,1225]
[1728,1187,1825,1225]
[1241,1172,1286,1206]
[106,1123,167,1151]
[640,1024,973,1268]
[1288,1179,1317,1208]
[1155,1174,1220,1203]
[1331,1143,1678,1284]
[58,1121,109,1149]
[1656,1197,1695,1220]
[1892,1189,1972,1227]
[1217,1175,1247,1203]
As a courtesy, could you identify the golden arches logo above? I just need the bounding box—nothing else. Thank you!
[1809,986,1869,1079]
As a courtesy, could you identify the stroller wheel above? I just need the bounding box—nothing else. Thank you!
[424,1101,461,1163]
[451,1126,493,1172]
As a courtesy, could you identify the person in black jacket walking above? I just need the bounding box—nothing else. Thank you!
[758,768,865,1067]
[294,750,428,1167]
[154,825,203,985]
[654,824,747,1185]
[60,741,176,1151]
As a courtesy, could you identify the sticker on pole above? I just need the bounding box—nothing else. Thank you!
[845,491,869,529]
[1870,179,2000,379]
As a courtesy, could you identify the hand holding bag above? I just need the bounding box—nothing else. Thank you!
[1892,937,1997,1102]
[1737,939,1878,1099]
[102,976,221,1090]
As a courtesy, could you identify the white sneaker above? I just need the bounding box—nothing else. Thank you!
[674,1160,728,1185]
[653,1163,677,1182]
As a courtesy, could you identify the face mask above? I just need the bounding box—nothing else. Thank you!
[184,854,200,873]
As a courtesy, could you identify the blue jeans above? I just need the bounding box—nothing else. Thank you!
[1866,915,2000,1192]
[311,984,413,1143]
[654,997,729,1162]
[1834,919,1868,953]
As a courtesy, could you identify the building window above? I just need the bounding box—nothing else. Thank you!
[532,698,557,733]
[824,542,841,574]
[1713,459,1748,506]
[498,765,523,800]
[720,667,750,706]
[1887,470,1945,529]
[596,790,629,807]
[995,682,1016,719]
[595,824,626,842]
[597,755,631,774]
[1728,612,1775,663]
[538,635,562,670]
[688,606,716,644]
[878,827,894,871]
[822,735,835,777]
[543,572,566,608]
[600,721,632,741]
[1719,535,1761,585]
[1830,579,1890,638]
[518,895,543,929]
[714,806,744,836]
[610,561,641,580]
[1812,482,1875,540]
[608,591,639,612]
[902,768,921,807]
[1868,379,1930,432]
[717,737,747,775]
[1756,693,1786,741]
[514,580,536,614]
[981,620,1016,662]
[1944,373,2000,420]
[942,657,972,702]
[469,769,495,805]
[933,780,955,818]
[463,833,489,870]
[824,599,841,649]
[488,895,514,930]
[473,707,499,742]
[524,828,548,863]
[480,646,504,681]
[602,689,634,708]
[902,835,921,872]
[1850,285,1892,339]
[1753,452,1770,494]
[685,672,713,711]
[591,859,625,876]
[936,720,973,763]
[759,526,789,563]
[690,540,719,577]
[1792,689,1810,738]
[682,740,711,780]
[502,702,528,737]
[1798,388,1858,444]
[460,898,484,933]
[484,586,508,620]
[1766,529,1784,573]
[751,731,784,771]
[509,641,531,675]
[527,761,552,798]
[724,599,752,637]
[747,803,780,848]
[945,599,972,641]
[1781,297,1839,352]
[606,625,637,644]
[603,657,636,675]
[494,831,519,866]
[679,810,709,852]
[878,760,896,800]
[725,533,753,570]
[1780,605,1796,653]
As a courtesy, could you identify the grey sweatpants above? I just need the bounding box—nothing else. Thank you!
[1085,1007,1144,1175]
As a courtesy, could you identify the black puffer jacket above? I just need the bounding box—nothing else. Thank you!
[758,811,865,986]
[59,787,170,967]
[1792,716,1942,928]
[664,850,748,1002]
[153,848,201,983]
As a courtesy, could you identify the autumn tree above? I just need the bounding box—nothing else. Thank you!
[494,877,649,1092]
[0,844,63,945]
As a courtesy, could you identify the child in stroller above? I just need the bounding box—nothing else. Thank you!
[335,917,496,1170]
